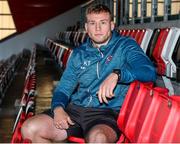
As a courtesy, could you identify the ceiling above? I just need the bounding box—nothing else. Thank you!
[8,0,88,33]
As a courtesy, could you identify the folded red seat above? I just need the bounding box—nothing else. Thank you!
[146,29,160,60]
[138,88,180,143]
[135,29,146,45]
[161,27,180,79]
[152,28,170,75]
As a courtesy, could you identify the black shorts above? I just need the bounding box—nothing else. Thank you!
[43,103,120,140]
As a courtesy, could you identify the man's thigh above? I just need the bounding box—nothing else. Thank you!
[27,114,68,141]
[42,105,120,140]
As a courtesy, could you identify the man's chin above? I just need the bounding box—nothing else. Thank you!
[93,39,107,44]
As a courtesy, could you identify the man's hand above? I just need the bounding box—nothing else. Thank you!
[97,73,118,104]
[53,107,74,130]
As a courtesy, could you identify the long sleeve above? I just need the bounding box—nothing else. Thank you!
[119,38,157,83]
[51,50,78,111]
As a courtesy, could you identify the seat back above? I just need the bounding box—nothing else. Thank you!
[124,84,154,142]
[57,47,65,67]
[159,95,180,142]
[172,36,180,82]
[152,28,170,75]
[117,81,141,133]
[161,27,180,78]
[138,88,180,143]
[140,29,153,53]
[117,81,153,142]
[129,30,138,38]
[62,49,72,69]
[146,29,160,61]
[135,29,146,45]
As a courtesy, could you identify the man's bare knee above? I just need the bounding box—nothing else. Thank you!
[21,114,53,142]
[85,124,117,143]
[21,117,37,140]
[86,129,107,143]
[21,114,68,142]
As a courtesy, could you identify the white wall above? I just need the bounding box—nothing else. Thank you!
[0,5,81,60]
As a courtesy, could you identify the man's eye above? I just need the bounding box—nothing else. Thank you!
[89,22,95,25]
[101,21,107,25]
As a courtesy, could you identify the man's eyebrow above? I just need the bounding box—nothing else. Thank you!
[100,19,109,21]
[100,19,108,21]
[87,20,95,22]
[87,19,109,22]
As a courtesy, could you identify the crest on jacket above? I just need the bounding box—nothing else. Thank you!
[105,55,113,64]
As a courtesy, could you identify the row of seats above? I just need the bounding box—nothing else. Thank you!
[57,31,88,47]
[120,28,180,82]
[68,81,180,143]
[50,27,180,95]
[119,27,180,95]
[11,47,37,143]
[45,38,72,69]
[57,27,180,82]
[0,53,22,105]
[117,81,180,143]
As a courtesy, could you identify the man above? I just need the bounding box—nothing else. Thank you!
[21,4,156,143]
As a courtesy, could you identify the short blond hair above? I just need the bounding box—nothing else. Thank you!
[86,4,112,21]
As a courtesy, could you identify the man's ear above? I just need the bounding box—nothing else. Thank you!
[111,21,115,30]
[85,23,88,31]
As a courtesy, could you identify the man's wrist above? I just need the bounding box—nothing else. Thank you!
[112,69,121,82]
[53,106,63,113]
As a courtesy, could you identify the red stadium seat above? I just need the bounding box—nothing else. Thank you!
[117,81,141,133]
[11,111,26,143]
[57,47,65,67]
[119,29,126,36]
[152,28,170,75]
[117,81,153,142]
[161,27,180,78]
[138,88,180,143]
[68,136,85,143]
[146,29,161,60]
[62,48,72,69]
[130,29,138,38]
[136,29,146,45]
[22,138,32,143]
[117,81,180,143]
[140,29,153,52]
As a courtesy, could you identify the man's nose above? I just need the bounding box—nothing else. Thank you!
[95,23,101,31]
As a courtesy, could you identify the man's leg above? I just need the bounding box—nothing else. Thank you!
[85,124,118,143]
[21,114,68,143]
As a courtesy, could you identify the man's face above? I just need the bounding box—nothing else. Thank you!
[85,12,115,45]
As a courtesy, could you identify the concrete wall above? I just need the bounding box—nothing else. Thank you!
[0,5,81,60]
